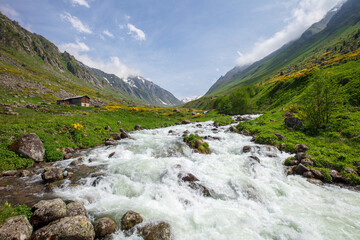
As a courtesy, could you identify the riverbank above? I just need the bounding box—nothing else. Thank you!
[1,117,360,239]
[236,108,360,185]
[0,103,233,171]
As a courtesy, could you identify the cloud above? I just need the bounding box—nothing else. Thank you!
[102,30,114,38]
[70,0,90,8]
[0,4,32,31]
[0,4,20,21]
[59,40,139,79]
[60,12,92,34]
[59,40,90,55]
[236,0,343,66]
[127,23,146,41]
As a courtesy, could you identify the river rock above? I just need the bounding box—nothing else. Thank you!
[120,128,130,139]
[9,133,45,162]
[110,133,121,140]
[105,125,112,131]
[303,171,315,178]
[294,164,309,175]
[188,182,211,197]
[30,198,67,229]
[31,215,95,240]
[311,169,325,180]
[104,138,115,146]
[41,167,63,182]
[295,152,311,161]
[284,158,298,166]
[330,170,347,183]
[121,211,144,231]
[94,217,116,238]
[20,169,31,177]
[295,144,310,153]
[179,172,199,182]
[64,153,73,159]
[66,201,88,218]
[182,120,192,125]
[0,215,32,240]
[137,221,171,240]
[249,156,261,163]
[108,152,116,158]
[300,159,314,166]
[284,117,303,128]
[242,146,252,153]
[307,178,323,185]
[0,170,18,177]
[134,125,142,131]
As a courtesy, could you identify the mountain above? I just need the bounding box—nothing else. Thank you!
[0,12,181,106]
[181,95,202,103]
[185,0,360,110]
[206,4,343,96]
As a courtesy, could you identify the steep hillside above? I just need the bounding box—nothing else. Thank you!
[0,12,180,106]
[186,0,360,110]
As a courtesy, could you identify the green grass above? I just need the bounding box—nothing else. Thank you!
[0,201,32,225]
[236,108,360,184]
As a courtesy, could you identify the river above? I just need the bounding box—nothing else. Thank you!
[53,116,360,240]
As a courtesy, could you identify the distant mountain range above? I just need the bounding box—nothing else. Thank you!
[0,12,181,106]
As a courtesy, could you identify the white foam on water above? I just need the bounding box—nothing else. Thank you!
[55,117,360,240]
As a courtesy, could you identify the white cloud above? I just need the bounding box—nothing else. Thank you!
[127,23,146,41]
[59,40,139,79]
[0,4,20,21]
[59,40,90,55]
[236,0,343,66]
[0,5,32,31]
[125,15,131,20]
[70,0,90,8]
[60,12,92,34]
[102,30,114,38]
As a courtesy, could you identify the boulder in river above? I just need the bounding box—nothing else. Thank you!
[94,217,116,238]
[134,125,142,131]
[182,120,192,125]
[121,210,144,231]
[120,128,130,139]
[110,133,121,140]
[30,198,67,229]
[66,201,88,218]
[242,145,252,153]
[0,215,32,240]
[137,221,171,240]
[41,167,63,183]
[9,133,45,162]
[31,215,95,240]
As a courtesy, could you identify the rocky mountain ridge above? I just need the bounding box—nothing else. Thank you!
[0,12,181,106]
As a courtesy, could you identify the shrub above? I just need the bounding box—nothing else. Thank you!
[0,201,32,224]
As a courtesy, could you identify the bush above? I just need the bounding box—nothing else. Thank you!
[0,202,32,224]
[301,73,344,130]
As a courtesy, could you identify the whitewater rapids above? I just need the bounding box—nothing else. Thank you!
[54,117,360,240]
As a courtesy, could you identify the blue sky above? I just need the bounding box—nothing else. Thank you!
[0,0,343,99]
